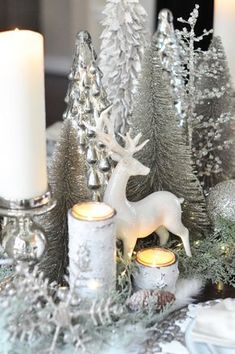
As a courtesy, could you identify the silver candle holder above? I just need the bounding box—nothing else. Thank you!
[0,188,56,263]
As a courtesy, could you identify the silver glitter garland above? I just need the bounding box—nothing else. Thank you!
[207,179,235,223]
[176,4,213,150]
[127,35,209,238]
[154,9,187,130]
[37,119,89,283]
[64,31,112,201]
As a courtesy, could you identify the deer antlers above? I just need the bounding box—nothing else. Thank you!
[85,105,149,160]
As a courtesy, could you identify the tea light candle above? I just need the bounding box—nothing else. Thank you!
[133,248,179,293]
[0,29,48,200]
[214,0,235,88]
[68,201,116,299]
[71,202,114,221]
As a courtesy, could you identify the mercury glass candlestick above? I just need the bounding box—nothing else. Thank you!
[133,248,179,293]
[0,189,56,263]
[68,201,116,300]
[0,29,54,264]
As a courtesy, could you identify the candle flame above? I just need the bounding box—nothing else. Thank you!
[88,279,102,290]
[136,248,176,267]
[72,202,115,221]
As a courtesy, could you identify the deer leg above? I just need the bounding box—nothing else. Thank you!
[165,223,192,257]
[122,237,136,262]
[179,227,192,257]
[156,226,170,246]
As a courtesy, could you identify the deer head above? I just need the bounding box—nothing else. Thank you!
[86,105,150,176]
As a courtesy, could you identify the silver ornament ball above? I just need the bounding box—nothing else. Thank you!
[2,217,47,262]
[207,179,235,223]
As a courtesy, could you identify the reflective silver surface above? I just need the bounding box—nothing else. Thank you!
[0,188,56,263]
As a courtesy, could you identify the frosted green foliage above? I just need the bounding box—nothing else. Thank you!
[177,218,235,286]
[0,256,176,354]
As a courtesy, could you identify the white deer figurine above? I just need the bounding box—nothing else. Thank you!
[87,106,192,260]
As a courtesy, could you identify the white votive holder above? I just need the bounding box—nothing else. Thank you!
[133,247,179,294]
[68,201,116,300]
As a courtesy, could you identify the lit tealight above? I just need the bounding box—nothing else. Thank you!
[72,201,115,221]
[136,248,176,268]
[87,279,102,290]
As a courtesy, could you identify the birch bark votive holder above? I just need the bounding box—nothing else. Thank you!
[68,201,116,300]
[133,248,179,293]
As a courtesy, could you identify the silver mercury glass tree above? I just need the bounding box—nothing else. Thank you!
[64,31,112,201]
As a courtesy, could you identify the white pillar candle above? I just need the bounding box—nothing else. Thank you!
[68,202,116,300]
[0,29,48,200]
[133,248,179,293]
[214,0,235,88]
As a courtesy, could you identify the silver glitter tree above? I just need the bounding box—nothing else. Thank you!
[99,0,148,135]
[127,35,209,237]
[154,9,187,129]
[192,36,235,192]
[64,31,112,201]
[37,119,89,283]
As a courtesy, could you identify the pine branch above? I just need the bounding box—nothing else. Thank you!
[0,257,177,354]
[176,218,235,286]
